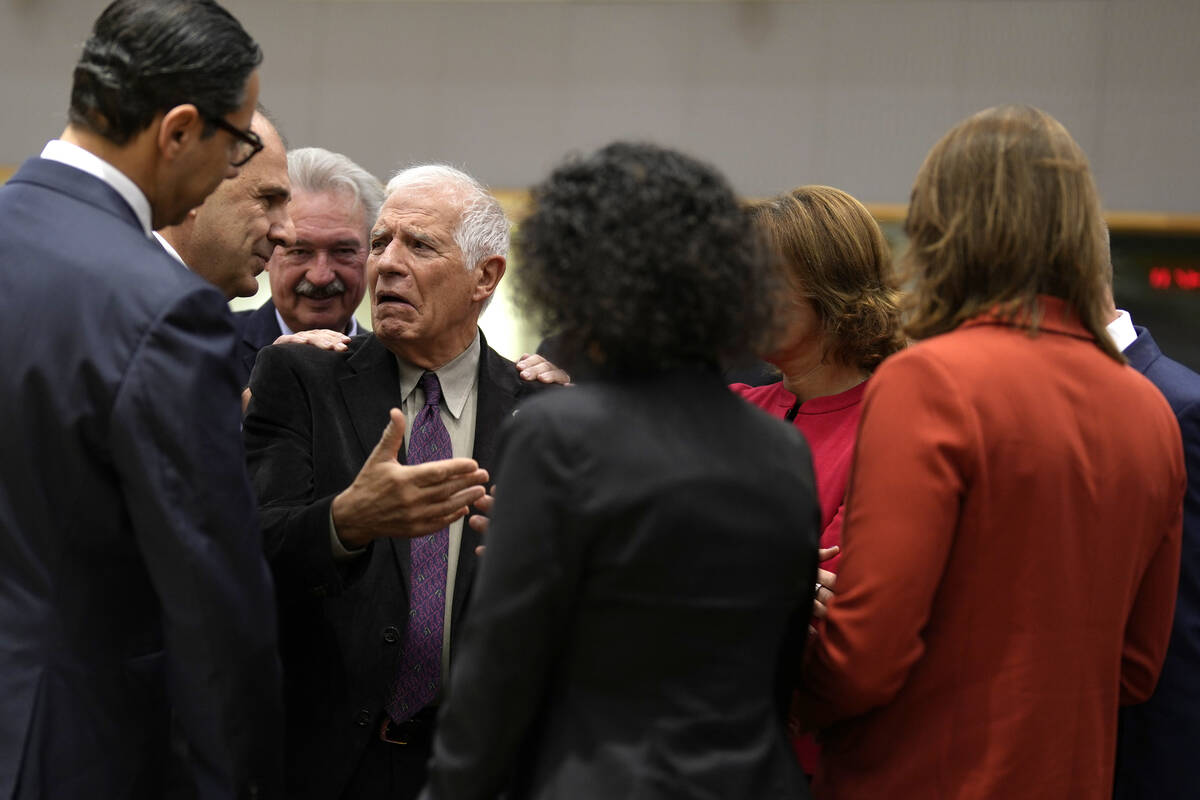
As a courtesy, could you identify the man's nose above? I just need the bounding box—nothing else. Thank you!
[373,240,409,275]
[306,252,336,286]
[268,209,296,249]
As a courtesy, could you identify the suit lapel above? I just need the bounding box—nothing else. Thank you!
[241,301,283,380]
[450,333,523,625]
[472,332,522,475]
[339,334,405,462]
[337,336,412,585]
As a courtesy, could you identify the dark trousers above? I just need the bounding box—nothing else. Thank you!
[339,710,436,800]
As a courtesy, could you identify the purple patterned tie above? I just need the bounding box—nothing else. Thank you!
[387,372,452,722]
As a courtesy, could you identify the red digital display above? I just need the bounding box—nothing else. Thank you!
[1148,266,1200,291]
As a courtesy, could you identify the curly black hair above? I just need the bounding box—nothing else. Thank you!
[515,142,780,376]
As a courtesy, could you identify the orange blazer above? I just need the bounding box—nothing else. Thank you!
[798,297,1185,800]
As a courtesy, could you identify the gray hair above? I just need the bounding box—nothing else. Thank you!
[384,164,510,272]
[287,147,385,238]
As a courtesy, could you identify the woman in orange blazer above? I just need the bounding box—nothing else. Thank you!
[796,105,1186,799]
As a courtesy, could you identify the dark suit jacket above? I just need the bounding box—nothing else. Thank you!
[0,158,282,798]
[243,331,544,800]
[421,368,818,800]
[1115,326,1200,799]
[231,299,284,388]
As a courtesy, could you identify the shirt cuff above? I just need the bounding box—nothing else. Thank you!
[329,508,366,561]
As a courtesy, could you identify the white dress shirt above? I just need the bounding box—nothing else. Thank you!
[40,139,153,237]
[1105,309,1138,353]
[275,308,359,337]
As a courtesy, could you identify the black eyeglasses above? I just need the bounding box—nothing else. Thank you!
[201,112,264,167]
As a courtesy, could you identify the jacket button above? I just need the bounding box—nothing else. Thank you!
[355,709,371,727]
[383,626,400,644]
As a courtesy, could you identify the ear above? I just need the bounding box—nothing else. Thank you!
[157,104,202,160]
[472,255,506,302]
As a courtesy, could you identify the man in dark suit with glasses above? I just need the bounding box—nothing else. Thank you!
[0,1,283,797]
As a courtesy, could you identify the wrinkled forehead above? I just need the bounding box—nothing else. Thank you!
[293,187,370,237]
[375,182,465,232]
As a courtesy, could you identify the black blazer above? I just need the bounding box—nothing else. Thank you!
[0,158,282,798]
[1115,326,1200,799]
[243,331,545,800]
[422,368,819,800]
[231,299,284,388]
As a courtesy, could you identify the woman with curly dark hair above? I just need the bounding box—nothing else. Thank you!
[738,185,905,775]
[419,142,821,800]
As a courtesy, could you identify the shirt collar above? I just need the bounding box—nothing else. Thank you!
[395,331,481,420]
[41,139,153,236]
[274,308,360,338]
[1104,309,1137,353]
[153,231,187,266]
[790,378,869,416]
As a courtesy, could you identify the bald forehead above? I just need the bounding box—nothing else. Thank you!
[376,183,465,230]
[384,180,468,212]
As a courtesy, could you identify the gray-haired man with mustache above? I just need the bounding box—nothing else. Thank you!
[231,146,385,387]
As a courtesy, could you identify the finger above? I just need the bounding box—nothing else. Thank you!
[817,568,837,591]
[408,460,487,489]
[472,492,495,516]
[468,514,490,534]
[407,485,487,528]
[818,545,840,562]
[411,494,482,536]
[473,544,487,556]
[537,369,571,385]
[312,333,351,351]
[366,408,407,465]
[316,328,351,340]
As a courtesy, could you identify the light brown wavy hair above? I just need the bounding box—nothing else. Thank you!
[901,105,1121,362]
[748,185,905,372]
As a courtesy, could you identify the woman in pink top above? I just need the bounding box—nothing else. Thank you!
[734,186,905,773]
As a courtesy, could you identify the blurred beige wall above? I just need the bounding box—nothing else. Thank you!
[4,0,1199,358]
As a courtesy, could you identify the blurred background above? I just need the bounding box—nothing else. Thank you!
[3,0,1197,365]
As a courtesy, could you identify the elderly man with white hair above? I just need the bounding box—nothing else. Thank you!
[231,146,385,387]
[242,164,550,800]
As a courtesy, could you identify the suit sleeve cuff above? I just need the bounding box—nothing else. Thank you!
[329,508,367,561]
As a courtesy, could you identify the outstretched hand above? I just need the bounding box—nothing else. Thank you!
[331,408,489,550]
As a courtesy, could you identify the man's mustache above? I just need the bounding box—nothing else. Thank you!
[294,276,347,300]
